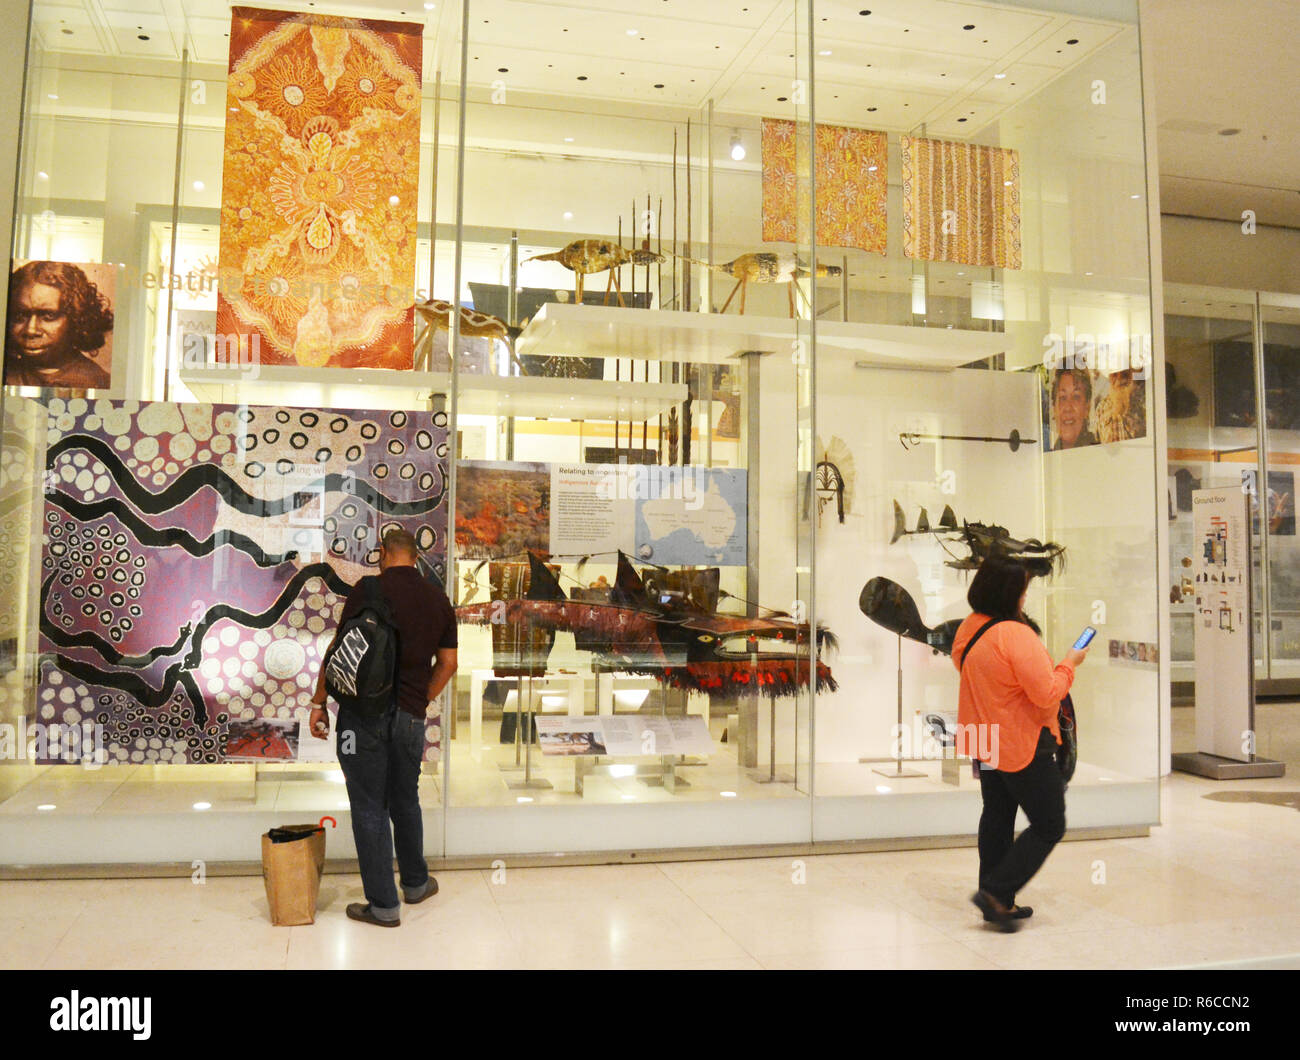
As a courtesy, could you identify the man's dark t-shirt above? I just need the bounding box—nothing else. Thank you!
[338,566,458,718]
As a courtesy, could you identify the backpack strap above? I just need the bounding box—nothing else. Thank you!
[960,617,1009,670]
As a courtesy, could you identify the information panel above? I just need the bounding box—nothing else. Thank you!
[1191,487,1254,762]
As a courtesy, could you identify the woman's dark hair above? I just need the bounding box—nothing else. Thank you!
[967,554,1031,621]
[9,260,114,354]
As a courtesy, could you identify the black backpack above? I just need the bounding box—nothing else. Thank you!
[322,576,400,717]
[960,617,1078,784]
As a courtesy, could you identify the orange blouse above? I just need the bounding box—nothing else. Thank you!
[951,613,1075,774]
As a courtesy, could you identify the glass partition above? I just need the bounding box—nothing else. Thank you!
[1260,295,1300,682]
[1162,288,1261,686]
[1,0,1162,868]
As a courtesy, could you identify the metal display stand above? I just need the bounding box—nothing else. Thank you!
[749,651,793,784]
[864,633,926,778]
[502,619,552,791]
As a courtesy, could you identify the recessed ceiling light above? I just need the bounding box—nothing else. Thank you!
[192,180,204,191]
[875,785,892,793]
[36,171,48,180]
[818,50,831,56]
[963,24,975,30]
[562,211,573,220]
[729,132,746,161]
[1130,193,1141,199]
[564,136,574,142]
[37,804,56,811]
[193,801,211,811]
[47,93,58,100]
[720,791,737,798]
[424,3,435,9]
[626,28,637,35]
[994,73,1007,79]
[1066,38,1079,45]
[516,796,533,803]
[1218,128,1241,136]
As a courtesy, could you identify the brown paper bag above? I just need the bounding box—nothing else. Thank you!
[261,824,326,926]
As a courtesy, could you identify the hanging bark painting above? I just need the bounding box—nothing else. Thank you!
[217,7,423,369]
[761,118,887,255]
[899,135,1022,270]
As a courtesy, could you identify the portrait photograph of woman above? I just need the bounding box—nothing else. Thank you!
[4,260,114,392]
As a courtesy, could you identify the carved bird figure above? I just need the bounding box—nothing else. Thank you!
[523,239,663,306]
[677,252,842,316]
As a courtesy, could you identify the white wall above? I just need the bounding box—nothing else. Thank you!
[1162,215,1300,295]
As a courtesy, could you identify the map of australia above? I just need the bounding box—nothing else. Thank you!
[634,468,747,565]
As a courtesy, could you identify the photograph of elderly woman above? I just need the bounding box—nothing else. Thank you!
[4,260,114,391]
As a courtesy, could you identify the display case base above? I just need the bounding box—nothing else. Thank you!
[1171,752,1285,780]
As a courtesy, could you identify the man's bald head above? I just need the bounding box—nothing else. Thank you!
[379,528,419,568]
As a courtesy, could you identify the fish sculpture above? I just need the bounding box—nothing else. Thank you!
[523,239,664,306]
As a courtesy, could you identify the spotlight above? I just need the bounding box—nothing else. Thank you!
[729,132,746,161]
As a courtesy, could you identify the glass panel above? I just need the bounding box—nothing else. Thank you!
[442,0,816,855]
[1,2,451,860]
[1163,287,1262,703]
[812,0,1160,836]
[1260,297,1300,682]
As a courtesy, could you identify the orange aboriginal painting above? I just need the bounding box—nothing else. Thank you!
[217,7,422,370]
[761,118,887,255]
[899,135,1022,270]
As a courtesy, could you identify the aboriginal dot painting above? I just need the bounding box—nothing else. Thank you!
[37,399,448,765]
[216,7,423,369]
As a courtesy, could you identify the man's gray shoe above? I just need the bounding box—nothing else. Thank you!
[404,878,439,905]
[347,902,401,927]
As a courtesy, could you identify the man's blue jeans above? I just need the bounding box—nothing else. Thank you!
[336,705,430,916]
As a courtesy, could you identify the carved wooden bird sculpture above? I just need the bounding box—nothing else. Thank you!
[678,252,842,316]
[414,299,523,372]
[523,239,663,306]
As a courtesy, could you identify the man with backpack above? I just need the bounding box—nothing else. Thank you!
[309,528,458,927]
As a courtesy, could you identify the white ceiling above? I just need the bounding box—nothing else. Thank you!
[31,0,1296,228]
[1141,0,1300,228]
[32,0,1125,139]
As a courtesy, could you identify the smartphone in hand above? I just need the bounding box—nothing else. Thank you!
[1072,626,1097,650]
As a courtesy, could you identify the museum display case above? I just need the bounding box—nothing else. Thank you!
[1,0,1163,868]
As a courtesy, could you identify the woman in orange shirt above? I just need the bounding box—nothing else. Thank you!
[951,555,1089,931]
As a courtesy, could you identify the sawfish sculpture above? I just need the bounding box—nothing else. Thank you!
[523,239,664,307]
[890,500,1066,577]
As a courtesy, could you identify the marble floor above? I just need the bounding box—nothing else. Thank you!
[2,757,1298,969]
